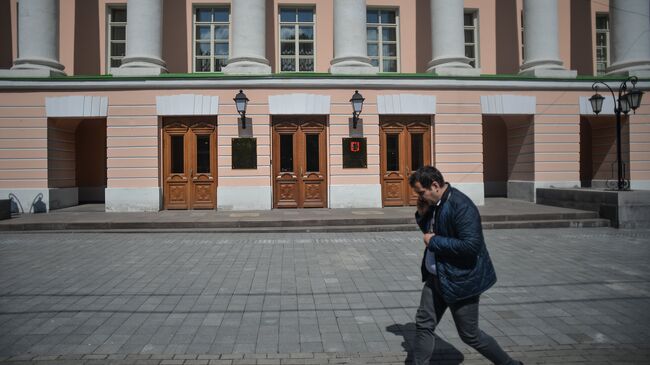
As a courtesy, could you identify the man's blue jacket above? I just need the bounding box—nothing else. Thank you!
[415,184,497,304]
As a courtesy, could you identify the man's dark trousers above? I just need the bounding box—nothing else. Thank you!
[414,276,518,365]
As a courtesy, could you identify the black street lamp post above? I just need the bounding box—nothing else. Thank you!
[589,76,644,191]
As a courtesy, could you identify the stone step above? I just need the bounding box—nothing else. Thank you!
[3,218,609,233]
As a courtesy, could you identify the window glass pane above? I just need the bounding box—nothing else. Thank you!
[299,42,313,56]
[299,58,314,71]
[465,45,475,59]
[382,44,397,57]
[367,9,379,23]
[280,26,295,40]
[196,58,210,72]
[112,8,126,22]
[281,42,295,55]
[367,27,378,41]
[214,26,229,40]
[411,134,423,171]
[596,15,608,29]
[383,59,397,72]
[297,8,313,22]
[214,8,229,22]
[232,138,257,169]
[464,29,474,43]
[380,10,396,24]
[196,135,210,173]
[464,13,473,26]
[110,59,122,68]
[596,33,607,46]
[386,134,399,172]
[196,8,212,22]
[111,26,126,41]
[196,42,211,56]
[370,58,379,67]
[298,26,313,40]
[280,134,293,172]
[214,43,228,56]
[382,27,396,42]
[214,58,227,71]
[280,8,295,22]
[306,134,319,172]
[367,44,379,57]
[281,58,295,71]
[171,135,184,173]
[111,43,125,57]
[197,26,211,40]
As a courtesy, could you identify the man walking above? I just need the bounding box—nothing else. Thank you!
[409,166,522,365]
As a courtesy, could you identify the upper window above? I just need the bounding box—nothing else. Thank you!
[464,10,479,68]
[193,7,230,72]
[595,13,610,76]
[107,7,127,72]
[367,9,399,72]
[279,7,315,72]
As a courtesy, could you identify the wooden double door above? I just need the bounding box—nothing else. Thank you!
[380,121,432,206]
[162,119,217,209]
[272,120,327,208]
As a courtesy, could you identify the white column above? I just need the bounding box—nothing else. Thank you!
[222,0,271,74]
[607,0,650,77]
[519,0,576,78]
[0,0,66,77]
[426,0,478,76]
[112,0,167,76]
[329,0,377,74]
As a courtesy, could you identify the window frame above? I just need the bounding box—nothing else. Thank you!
[106,5,127,73]
[595,12,610,76]
[463,9,479,68]
[277,6,316,73]
[366,7,400,73]
[192,5,232,73]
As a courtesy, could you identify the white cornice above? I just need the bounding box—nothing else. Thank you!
[1,78,648,92]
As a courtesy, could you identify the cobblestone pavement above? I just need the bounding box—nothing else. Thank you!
[0,228,649,364]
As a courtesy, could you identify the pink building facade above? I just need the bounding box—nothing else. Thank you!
[0,0,648,212]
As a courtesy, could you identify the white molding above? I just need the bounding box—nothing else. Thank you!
[0,188,50,213]
[4,78,647,92]
[45,96,108,117]
[268,93,331,115]
[329,184,382,208]
[105,187,160,212]
[376,94,437,115]
[480,95,536,115]
[579,95,616,115]
[156,94,219,116]
[451,182,485,206]
[217,186,272,210]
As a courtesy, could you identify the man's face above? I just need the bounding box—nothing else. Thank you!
[413,181,443,205]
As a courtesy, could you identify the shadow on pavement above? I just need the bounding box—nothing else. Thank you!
[387,322,464,365]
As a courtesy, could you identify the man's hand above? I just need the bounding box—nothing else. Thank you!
[417,197,430,216]
[423,233,435,247]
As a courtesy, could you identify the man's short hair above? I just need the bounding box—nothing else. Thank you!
[409,165,445,189]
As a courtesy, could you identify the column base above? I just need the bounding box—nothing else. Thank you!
[112,66,166,77]
[428,65,481,77]
[330,58,378,75]
[0,66,66,77]
[606,59,650,78]
[519,60,577,78]
[113,56,167,77]
[222,58,272,75]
